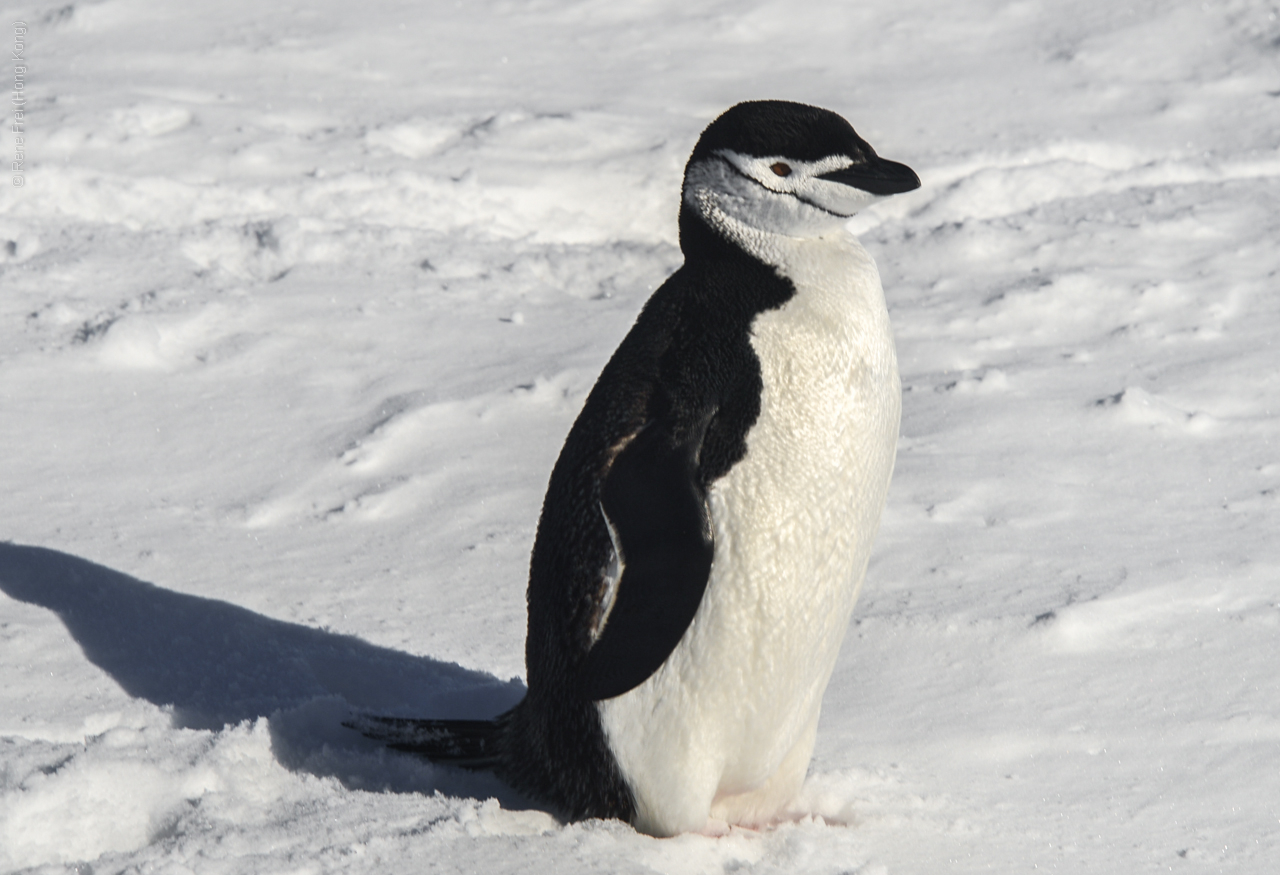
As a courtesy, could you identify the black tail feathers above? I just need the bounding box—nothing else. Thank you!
[345,712,509,770]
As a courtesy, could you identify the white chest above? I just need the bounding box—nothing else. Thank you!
[719,231,901,633]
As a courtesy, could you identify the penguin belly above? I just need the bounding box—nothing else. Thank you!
[596,233,901,837]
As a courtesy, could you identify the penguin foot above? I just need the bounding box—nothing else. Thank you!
[696,817,735,837]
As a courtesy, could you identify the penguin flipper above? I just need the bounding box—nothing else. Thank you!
[344,712,507,769]
[580,418,715,701]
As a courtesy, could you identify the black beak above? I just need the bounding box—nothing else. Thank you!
[818,156,921,196]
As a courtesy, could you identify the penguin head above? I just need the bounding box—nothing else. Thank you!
[681,100,920,242]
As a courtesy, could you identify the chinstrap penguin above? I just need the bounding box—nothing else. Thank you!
[350,100,920,836]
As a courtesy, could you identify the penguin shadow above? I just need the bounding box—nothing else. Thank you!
[0,542,536,810]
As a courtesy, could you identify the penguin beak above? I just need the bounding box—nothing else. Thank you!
[818,156,921,196]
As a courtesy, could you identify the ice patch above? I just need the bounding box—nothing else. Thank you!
[0,229,39,263]
[460,797,558,837]
[1093,386,1216,434]
[1043,584,1245,653]
[0,717,241,868]
[88,302,236,371]
[96,315,170,369]
[925,482,1003,527]
[909,145,1280,228]
[365,119,460,158]
[246,374,582,528]
[940,368,1010,395]
[112,104,195,139]
[181,218,301,282]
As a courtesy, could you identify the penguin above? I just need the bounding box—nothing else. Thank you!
[350,100,921,836]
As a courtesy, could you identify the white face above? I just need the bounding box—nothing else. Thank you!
[683,148,885,239]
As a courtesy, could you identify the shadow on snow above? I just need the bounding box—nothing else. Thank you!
[0,542,535,809]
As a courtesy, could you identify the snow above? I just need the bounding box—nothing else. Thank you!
[2,0,1279,871]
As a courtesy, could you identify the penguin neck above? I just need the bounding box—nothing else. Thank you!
[678,196,858,275]
[676,206,795,318]
[678,204,757,264]
[678,202,878,313]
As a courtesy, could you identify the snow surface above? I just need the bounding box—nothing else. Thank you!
[2,0,1279,871]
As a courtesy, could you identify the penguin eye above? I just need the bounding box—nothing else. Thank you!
[770,162,792,177]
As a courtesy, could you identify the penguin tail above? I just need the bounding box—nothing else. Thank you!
[344,711,508,770]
